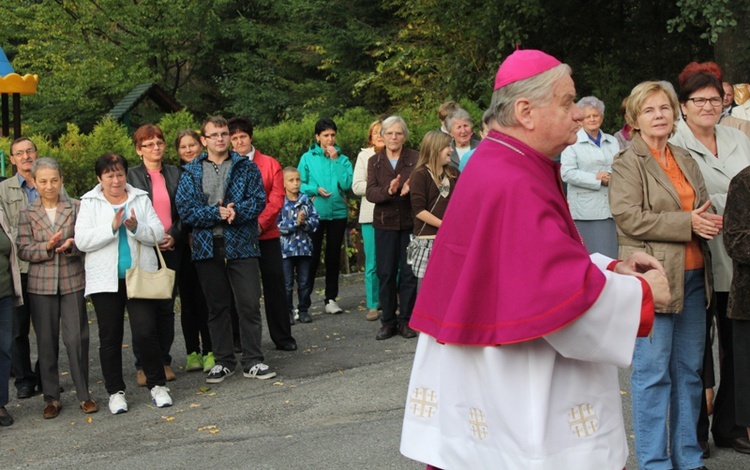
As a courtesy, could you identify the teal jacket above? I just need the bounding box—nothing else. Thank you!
[298,143,353,220]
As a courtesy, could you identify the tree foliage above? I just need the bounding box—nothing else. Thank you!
[0,0,745,139]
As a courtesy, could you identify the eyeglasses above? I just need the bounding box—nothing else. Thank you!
[140,141,165,150]
[205,132,230,140]
[687,97,723,108]
[13,148,37,157]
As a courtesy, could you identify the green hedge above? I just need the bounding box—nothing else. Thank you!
[1,103,485,198]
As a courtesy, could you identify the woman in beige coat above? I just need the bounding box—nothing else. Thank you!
[610,80,720,470]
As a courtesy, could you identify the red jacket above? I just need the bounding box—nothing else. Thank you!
[253,150,284,240]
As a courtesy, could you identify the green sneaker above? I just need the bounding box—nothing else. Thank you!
[203,352,215,373]
[185,352,203,372]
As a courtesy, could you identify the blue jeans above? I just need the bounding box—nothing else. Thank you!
[632,269,706,470]
[282,256,313,315]
[0,295,13,408]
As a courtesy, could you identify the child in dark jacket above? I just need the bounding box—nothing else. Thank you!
[278,167,320,324]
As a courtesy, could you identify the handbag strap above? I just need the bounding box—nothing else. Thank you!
[133,227,169,271]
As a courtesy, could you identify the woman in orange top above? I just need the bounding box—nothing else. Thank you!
[610,81,721,470]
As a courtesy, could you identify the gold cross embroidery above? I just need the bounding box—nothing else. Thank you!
[469,408,489,440]
[568,403,598,438]
[409,388,438,418]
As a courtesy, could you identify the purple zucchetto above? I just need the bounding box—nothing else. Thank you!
[494,49,562,90]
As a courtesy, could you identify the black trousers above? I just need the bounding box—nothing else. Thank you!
[375,229,417,328]
[178,244,211,355]
[733,318,750,427]
[310,218,347,302]
[11,273,39,390]
[90,280,166,394]
[132,246,181,368]
[709,292,745,439]
[194,238,263,370]
[259,239,295,348]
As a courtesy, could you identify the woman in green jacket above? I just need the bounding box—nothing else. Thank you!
[298,118,353,314]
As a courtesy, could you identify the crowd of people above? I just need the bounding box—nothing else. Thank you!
[3,49,750,470]
[0,106,465,426]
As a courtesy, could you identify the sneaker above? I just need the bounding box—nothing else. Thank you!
[365,309,379,321]
[206,365,234,383]
[108,391,128,415]
[298,312,313,323]
[150,385,173,408]
[203,352,215,373]
[243,363,277,380]
[185,352,203,372]
[325,299,343,314]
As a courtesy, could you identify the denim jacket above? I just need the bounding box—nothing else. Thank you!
[176,151,266,261]
[277,194,319,258]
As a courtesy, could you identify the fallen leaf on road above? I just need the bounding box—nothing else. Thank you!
[208,429,219,434]
[284,435,293,439]
[86,417,93,423]
[338,370,343,375]
[273,381,284,386]
[190,403,201,408]
[198,425,217,432]
[289,385,297,388]
[200,387,211,392]
[162,416,175,421]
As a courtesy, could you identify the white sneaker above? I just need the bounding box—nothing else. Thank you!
[150,385,173,408]
[109,391,128,415]
[243,362,277,380]
[325,299,343,314]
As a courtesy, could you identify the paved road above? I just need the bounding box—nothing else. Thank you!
[0,274,747,469]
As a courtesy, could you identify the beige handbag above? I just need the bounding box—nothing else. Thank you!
[125,229,175,300]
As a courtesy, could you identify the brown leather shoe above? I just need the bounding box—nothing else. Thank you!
[164,365,176,382]
[80,399,99,414]
[398,324,418,339]
[43,400,62,419]
[375,325,397,340]
[136,369,147,387]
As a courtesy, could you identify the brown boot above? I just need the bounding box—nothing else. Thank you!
[136,370,147,387]
[164,365,177,382]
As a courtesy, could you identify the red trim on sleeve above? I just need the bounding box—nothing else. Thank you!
[606,260,621,271]
[636,277,655,337]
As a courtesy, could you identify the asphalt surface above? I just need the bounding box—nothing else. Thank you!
[0,273,748,469]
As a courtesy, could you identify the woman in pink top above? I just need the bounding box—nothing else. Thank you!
[127,124,184,386]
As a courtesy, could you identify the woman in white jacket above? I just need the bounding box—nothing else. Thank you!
[352,119,384,321]
[560,96,621,258]
[75,153,172,415]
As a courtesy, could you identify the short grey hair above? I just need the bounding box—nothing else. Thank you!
[31,157,62,179]
[576,96,605,115]
[445,108,472,132]
[486,63,573,127]
[381,115,410,142]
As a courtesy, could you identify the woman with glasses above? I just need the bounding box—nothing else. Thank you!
[670,64,750,457]
[127,124,184,386]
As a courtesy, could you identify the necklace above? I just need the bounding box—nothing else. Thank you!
[486,135,525,156]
